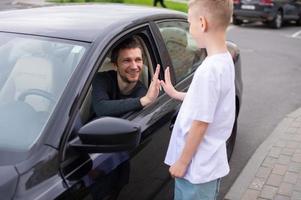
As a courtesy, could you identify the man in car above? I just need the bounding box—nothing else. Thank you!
[92,36,160,117]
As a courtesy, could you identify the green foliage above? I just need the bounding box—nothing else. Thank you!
[89,0,124,2]
[54,0,123,3]
[51,0,187,13]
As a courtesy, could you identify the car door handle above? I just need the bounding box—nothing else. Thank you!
[169,123,174,132]
[169,109,179,132]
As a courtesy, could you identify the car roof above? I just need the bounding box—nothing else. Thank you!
[0,4,186,42]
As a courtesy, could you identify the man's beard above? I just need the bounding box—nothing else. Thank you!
[118,72,139,84]
[117,68,140,84]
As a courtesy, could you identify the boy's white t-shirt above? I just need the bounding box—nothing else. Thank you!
[164,52,235,184]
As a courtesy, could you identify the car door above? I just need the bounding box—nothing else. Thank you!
[291,0,301,19]
[283,0,300,20]
[117,19,207,200]
[56,24,181,200]
[111,29,182,200]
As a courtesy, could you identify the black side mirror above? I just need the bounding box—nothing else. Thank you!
[70,117,141,153]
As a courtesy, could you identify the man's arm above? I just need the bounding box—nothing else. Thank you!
[92,72,144,117]
[92,65,160,118]
[92,98,143,117]
[169,120,208,178]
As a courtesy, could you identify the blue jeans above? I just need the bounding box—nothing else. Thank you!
[174,178,220,200]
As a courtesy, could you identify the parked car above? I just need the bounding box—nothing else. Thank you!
[233,0,301,28]
[0,4,243,200]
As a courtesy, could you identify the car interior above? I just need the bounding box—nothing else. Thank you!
[0,38,86,150]
[0,43,56,150]
[0,57,54,111]
[0,39,85,114]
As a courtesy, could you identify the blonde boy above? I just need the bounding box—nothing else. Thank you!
[160,0,235,199]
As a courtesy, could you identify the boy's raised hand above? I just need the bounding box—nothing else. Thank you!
[160,67,177,99]
[140,64,160,107]
[160,67,186,101]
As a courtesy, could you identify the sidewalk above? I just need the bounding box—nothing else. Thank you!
[225,108,301,200]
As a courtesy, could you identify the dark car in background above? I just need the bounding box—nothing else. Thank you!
[0,4,243,200]
[233,0,301,28]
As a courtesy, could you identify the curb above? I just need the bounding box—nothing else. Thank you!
[224,107,301,200]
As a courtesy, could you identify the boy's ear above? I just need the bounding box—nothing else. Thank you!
[199,16,208,32]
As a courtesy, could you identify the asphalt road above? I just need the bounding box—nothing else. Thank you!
[0,0,14,10]
[0,0,33,10]
[220,22,301,199]
[1,2,301,199]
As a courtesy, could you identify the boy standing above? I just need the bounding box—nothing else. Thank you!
[160,0,235,199]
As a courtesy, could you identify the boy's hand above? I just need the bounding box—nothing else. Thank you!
[160,67,186,101]
[169,160,188,178]
[140,64,160,107]
[160,67,178,99]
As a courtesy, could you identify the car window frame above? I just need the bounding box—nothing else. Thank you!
[58,23,165,183]
[58,23,152,157]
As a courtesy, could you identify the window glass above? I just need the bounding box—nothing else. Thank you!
[157,21,205,82]
[0,33,86,152]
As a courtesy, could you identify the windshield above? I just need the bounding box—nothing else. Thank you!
[0,33,86,153]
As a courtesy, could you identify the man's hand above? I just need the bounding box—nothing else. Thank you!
[140,65,160,107]
[169,159,188,178]
[160,67,186,101]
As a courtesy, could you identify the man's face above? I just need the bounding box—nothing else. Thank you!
[116,48,143,84]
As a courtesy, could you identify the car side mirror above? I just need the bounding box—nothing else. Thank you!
[70,117,141,153]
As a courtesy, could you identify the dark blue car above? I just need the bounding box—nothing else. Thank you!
[233,0,301,28]
[0,4,243,200]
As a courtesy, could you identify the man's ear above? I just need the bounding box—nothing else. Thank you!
[112,62,118,68]
[199,16,208,32]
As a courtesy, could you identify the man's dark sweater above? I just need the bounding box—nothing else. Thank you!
[92,70,147,117]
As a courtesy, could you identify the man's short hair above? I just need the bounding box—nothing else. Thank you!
[111,36,143,64]
[189,0,233,30]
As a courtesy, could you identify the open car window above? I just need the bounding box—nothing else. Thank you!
[79,35,155,124]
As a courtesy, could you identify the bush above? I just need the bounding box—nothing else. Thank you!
[87,0,124,2]
[56,0,124,2]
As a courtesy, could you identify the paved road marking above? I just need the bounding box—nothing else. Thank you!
[291,30,301,38]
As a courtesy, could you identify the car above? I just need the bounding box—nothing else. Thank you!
[233,0,301,28]
[0,4,243,200]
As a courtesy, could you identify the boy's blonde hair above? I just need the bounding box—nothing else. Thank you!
[189,0,233,30]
